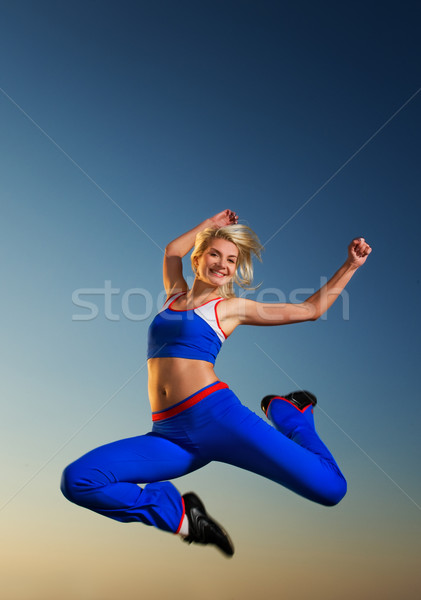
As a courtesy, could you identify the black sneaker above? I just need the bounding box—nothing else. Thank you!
[182,492,234,557]
[261,390,317,415]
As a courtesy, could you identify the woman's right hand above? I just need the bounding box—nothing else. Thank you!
[209,209,239,228]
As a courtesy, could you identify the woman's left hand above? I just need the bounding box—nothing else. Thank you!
[347,237,372,268]
[209,209,239,228]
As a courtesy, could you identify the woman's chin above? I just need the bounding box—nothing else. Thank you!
[209,274,229,286]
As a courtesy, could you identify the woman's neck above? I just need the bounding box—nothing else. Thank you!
[187,279,221,304]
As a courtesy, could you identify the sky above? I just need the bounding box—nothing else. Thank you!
[0,0,420,598]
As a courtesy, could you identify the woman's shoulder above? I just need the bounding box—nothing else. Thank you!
[217,296,263,321]
[215,296,249,336]
[216,295,249,318]
[218,295,252,307]
[164,288,188,302]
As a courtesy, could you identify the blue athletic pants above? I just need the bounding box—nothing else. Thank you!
[61,382,347,533]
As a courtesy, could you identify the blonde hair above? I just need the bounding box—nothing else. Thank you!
[191,224,263,298]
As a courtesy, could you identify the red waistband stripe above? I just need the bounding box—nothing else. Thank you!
[152,381,228,422]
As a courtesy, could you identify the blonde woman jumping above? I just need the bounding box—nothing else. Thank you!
[61,210,371,557]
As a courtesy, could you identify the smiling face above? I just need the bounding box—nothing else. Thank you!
[194,237,239,287]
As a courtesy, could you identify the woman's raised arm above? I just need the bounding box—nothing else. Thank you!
[223,237,372,329]
[163,210,238,296]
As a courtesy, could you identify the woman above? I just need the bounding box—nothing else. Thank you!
[61,209,372,557]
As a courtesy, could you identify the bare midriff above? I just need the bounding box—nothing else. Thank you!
[147,357,220,413]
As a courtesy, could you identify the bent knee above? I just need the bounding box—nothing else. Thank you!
[60,461,106,505]
[322,476,347,507]
[60,463,82,503]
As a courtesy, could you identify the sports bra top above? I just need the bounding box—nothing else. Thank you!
[147,292,227,364]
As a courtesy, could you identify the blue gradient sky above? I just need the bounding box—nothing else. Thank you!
[1,1,420,598]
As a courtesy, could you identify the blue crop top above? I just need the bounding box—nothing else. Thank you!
[147,292,227,364]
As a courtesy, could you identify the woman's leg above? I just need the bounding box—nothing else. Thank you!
[61,432,207,533]
[189,388,347,506]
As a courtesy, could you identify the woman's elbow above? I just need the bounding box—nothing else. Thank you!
[299,302,319,322]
